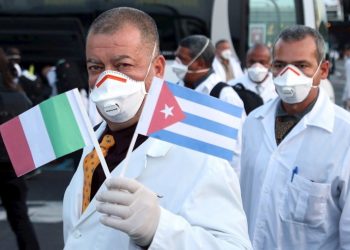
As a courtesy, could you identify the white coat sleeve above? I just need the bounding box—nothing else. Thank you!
[148,157,252,249]
[219,87,246,175]
[339,148,350,249]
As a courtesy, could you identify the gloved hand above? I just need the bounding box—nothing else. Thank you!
[96,176,161,247]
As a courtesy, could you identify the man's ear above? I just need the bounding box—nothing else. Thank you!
[154,55,166,78]
[319,60,329,80]
[194,57,207,69]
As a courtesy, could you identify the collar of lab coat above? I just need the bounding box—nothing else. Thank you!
[254,87,334,133]
[76,121,173,224]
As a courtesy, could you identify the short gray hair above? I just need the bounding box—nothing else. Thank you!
[272,25,325,62]
[179,35,215,67]
[88,7,159,53]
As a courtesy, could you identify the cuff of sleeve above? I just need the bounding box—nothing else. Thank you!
[148,207,183,250]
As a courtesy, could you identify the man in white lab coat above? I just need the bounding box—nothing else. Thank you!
[240,25,350,249]
[212,39,243,82]
[172,35,245,175]
[229,43,278,104]
[63,7,251,250]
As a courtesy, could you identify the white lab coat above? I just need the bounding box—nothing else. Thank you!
[228,72,278,104]
[240,88,350,249]
[63,122,252,250]
[212,57,244,82]
[178,72,246,175]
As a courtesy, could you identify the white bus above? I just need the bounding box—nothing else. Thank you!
[0,0,328,72]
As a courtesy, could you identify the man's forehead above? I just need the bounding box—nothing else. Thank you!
[273,39,317,62]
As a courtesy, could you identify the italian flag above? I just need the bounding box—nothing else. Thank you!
[0,89,93,177]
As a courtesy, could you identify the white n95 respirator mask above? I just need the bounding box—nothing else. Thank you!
[273,63,321,104]
[221,49,232,60]
[90,70,147,123]
[247,63,269,83]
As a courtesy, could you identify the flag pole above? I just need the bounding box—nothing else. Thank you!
[119,131,138,177]
[72,89,111,178]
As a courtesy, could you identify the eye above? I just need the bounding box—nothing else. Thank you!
[87,64,104,74]
[296,63,308,69]
[116,63,132,72]
[272,62,285,70]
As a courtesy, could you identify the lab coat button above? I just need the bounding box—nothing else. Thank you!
[73,230,82,238]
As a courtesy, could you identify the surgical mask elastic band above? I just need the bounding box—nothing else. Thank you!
[143,42,158,82]
[187,38,210,66]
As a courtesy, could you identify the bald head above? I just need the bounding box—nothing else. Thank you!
[88,7,159,53]
[246,43,271,68]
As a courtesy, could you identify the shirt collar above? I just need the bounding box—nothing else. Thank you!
[255,87,334,133]
[191,68,214,89]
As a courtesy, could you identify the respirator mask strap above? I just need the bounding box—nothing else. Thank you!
[187,38,210,67]
[142,42,158,95]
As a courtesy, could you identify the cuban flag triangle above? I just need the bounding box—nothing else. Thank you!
[136,77,243,161]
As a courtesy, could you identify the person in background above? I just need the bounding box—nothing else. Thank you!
[63,7,251,249]
[240,25,350,249]
[5,47,51,105]
[212,39,243,82]
[172,34,245,175]
[0,48,40,250]
[342,44,350,110]
[229,43,278,104]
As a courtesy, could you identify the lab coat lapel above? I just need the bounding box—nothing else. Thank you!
[73,138,172,227]
[254,98,279,149]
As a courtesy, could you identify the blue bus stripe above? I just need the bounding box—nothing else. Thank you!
[149,130,234,161]
[167,81,242,118]
[182,112,238,139]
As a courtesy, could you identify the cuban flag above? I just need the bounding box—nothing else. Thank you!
[136,77,243,161]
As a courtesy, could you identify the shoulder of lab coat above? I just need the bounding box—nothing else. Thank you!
[149,152,252,250]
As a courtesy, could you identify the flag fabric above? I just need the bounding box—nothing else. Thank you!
[0,89,93,176]
[136,77,243,161]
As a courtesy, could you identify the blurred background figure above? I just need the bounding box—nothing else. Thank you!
[41,58,102,126]
[229,43,278,104]
[5,47,51,105]
[0,47,40,250]
[342,44,350,110]
[212,39,243,82]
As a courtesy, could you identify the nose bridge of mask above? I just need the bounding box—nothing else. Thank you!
[276,64,311,86]
[187,38,210,68]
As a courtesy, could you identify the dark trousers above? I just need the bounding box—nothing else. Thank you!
[0,175,40,250]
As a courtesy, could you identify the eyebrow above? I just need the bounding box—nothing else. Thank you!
[86,55,132,64]
[273,60,310,65]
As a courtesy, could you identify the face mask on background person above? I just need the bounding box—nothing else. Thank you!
[172,39,210,81]
[90,44,156,123]
[221,49,232,60]
[247,63,269,83]
[273,62,322,104]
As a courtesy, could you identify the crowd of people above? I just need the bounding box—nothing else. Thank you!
[1,6,350,250]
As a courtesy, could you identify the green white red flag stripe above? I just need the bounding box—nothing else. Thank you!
[0,89,93,176]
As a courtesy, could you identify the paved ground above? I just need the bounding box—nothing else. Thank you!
[0,161,75,250]
[0,59,347,250]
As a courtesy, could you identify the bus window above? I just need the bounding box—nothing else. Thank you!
[249,0,297,47]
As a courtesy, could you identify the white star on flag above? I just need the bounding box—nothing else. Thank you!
[160,104,174,119]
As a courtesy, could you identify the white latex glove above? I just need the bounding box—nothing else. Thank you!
[96,176,160,247]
